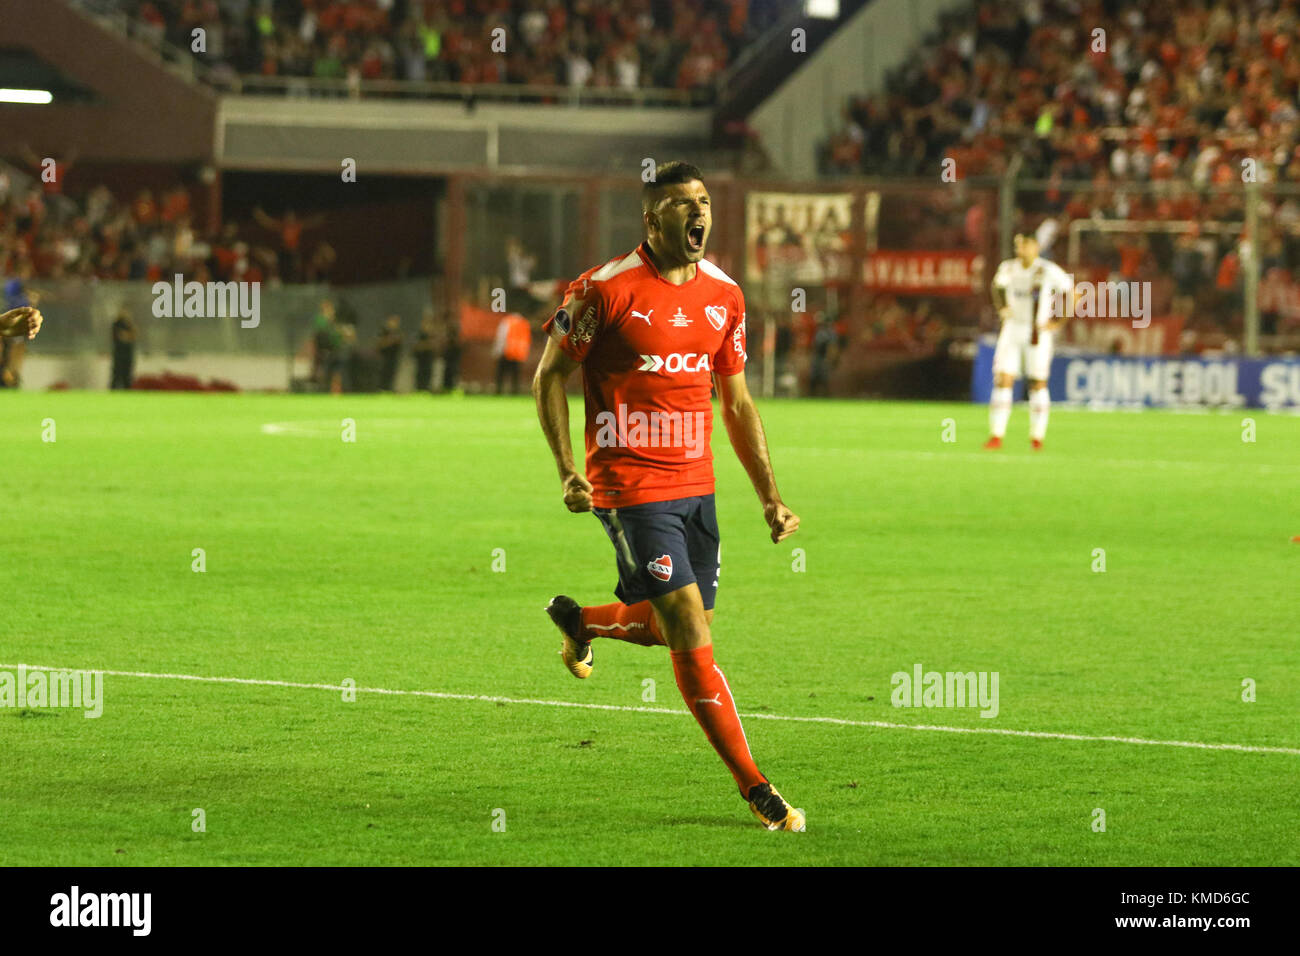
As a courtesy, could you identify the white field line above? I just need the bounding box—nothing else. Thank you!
[785,447,1298,475]
[259,422,316,435]
[260,418,441,436]
[263,422,1297,473]
[260,420,539,444]
[4,663,1297,757]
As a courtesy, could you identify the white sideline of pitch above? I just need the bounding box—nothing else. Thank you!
[3,661,1297,757]
[786,446,1298,475]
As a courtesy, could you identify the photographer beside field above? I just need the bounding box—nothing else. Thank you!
[493,312,531,394]
[377,314,404,392]
[110,306,137,390]
[311,300,344,393]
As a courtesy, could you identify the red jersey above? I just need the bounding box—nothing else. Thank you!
[542,242,747,508]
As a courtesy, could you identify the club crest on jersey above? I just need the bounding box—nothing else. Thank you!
[670,307,691,327]
[552,307,572,336]
[705,305,727,331]
[647,554,673,581]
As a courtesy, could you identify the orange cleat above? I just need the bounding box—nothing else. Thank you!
[983,436,1002,450]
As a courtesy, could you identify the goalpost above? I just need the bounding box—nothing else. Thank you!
[1062,186,1265,356]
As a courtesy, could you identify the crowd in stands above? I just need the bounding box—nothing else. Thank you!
[820,0,1300,347]
[115,0,786,96]
[0,160,334,285]
[823,0,1300,184]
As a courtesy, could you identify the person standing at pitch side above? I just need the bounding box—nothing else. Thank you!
[532,161,805,831]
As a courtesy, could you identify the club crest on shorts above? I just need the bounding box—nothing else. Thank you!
[705,305,727,331]
[647,554,673,581]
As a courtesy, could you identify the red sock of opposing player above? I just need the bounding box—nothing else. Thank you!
[671,645,766,796]
[581,601,666,647]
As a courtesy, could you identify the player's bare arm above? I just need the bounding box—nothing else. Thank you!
[532,330,592,512]
[0,306,43,340]
[716,370,799,543]
[1043,280,1077,333]
[991,283,1011,323]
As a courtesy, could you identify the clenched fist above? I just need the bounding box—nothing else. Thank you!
[764,500,800,543]
[0,307,43,340]
[562,472,594,513]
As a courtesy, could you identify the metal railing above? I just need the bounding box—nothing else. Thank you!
[226,74,709,108]
[64,0,219,88]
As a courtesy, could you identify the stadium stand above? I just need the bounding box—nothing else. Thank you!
[97,0,790,99]
[818,0,1300,349]
[4,0,1300,396]
[822,0,1300,181]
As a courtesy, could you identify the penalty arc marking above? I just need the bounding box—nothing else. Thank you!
[3,663,1297,757]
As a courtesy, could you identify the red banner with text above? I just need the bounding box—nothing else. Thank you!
[862,251,985,296]
[1059,315,1186,356]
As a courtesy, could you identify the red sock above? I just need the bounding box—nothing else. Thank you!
[580,601,666,647]
[670,645,766,796]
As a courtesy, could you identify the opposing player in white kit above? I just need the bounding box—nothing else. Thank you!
[984,232,1074,450]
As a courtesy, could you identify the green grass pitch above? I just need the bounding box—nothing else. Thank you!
[2,390,1297,866]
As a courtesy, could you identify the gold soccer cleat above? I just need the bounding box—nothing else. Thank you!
[546,595,592,679]
[746,782,806,832]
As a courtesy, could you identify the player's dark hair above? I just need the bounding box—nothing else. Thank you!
[642,161,705,215]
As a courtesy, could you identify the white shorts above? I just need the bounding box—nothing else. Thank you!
[993,325,1053,381]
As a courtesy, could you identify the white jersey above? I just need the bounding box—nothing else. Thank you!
[992,256,1072,329]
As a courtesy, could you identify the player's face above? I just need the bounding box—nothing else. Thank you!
[1014,234,1038,262]
[648,180,711,265]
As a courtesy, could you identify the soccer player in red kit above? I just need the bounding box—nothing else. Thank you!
[533,162,804,831]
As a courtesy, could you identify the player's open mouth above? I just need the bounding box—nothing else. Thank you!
[686,224,705,252]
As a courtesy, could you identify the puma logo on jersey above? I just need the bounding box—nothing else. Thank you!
[638,353,711,373]
[647,554,673,581]
[631,308,654,325]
